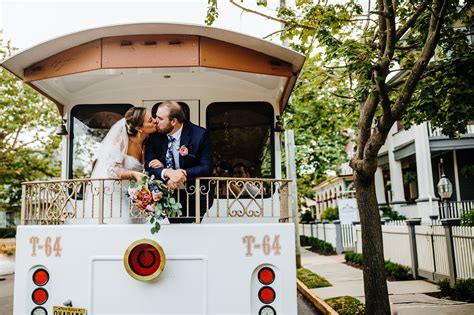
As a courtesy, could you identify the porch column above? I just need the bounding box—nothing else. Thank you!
[453,150,461,201]
[375,167,387,204]
[387,125,405,207]
[414,123,439,220]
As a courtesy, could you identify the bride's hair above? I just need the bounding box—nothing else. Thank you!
[124,107,147,136]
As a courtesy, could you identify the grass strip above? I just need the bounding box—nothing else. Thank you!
[325,296,366,315]
[296,268,331,289]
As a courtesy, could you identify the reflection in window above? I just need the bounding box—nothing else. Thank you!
[206,102,274,178]
[151,101,190,120]
[70,104,133,178]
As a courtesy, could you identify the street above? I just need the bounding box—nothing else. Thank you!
[0,274,13,315]
[0,274,320,315]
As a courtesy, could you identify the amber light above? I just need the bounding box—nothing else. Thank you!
[258,267,275,285]
[124,239,166,281]
[258,286,276,304]
[33,269,49,286]
[32,288,48,305]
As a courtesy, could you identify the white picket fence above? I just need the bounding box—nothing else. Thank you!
[300,221,474,282]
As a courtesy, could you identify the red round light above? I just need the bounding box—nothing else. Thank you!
[258,286,276,304]
[32,288,48,305]
[258,267,275,285]
[128,243,161,276]
[33,269,49,286]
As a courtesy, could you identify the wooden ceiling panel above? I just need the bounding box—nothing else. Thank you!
[24,40,101,82]
[102,35,199,68]
[200,37,293,77]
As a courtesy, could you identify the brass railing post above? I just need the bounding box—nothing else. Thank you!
[195,178,201,223]
[98,180,105,224]
[21,184,26,225]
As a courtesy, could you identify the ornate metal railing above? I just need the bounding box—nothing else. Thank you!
[21,177,291,225]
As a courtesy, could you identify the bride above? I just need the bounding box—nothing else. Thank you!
[87,107,165,223]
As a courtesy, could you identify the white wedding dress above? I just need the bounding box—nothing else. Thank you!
[68,118,169,225]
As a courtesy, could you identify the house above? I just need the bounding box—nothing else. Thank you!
[376,121,474,220]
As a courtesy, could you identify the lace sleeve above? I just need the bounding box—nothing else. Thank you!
[105,142,127,179]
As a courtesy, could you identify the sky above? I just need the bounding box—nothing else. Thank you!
[1,0,285,51]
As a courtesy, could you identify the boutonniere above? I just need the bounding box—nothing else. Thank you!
[179,145,189,157]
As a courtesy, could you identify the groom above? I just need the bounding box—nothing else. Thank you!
[145,101,213,223]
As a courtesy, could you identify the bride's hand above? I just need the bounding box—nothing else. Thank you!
[132,171,145,182]
[148,159,164,169]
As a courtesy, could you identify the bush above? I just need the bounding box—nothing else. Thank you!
[385,260,411,280]
[325,296,365,315]
[379,205,406,220]
[300,235,310,246]
[453,279,474,302]
[345,252,364,265]
[461,208,474,227]
[297,268,331,289]
[320,207,339,222]
[300,235,335,255]
[0,227,16,238]
[300,210,314,223]
[437,279,451,295]
[437,278,474,303]
[345,252,411,280]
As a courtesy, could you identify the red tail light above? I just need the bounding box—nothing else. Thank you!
[258,267,275,285]
[258,286,276,304]
[129,243,161,276]
[32,288,48,305]
[124,239,166,281]
[33,269,49,286]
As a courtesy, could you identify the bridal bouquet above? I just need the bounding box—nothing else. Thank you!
[127,175,182,234]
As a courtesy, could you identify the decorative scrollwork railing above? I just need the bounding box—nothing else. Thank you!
[21,177,291,225]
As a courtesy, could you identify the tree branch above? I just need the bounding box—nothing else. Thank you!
[391,0,449,120]
[329,91,357,100]
[396,1,430,41]
[383,0,396,59]
[229,0,315,30]
[376,0,387,54]
[263,29,284,39]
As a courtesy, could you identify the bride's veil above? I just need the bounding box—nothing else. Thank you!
[91,118,129,179]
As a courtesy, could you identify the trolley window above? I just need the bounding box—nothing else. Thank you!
[69,104,133,178]
[206,102,274,179]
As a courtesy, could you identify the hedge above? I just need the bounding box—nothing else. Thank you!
[0,227,16,238]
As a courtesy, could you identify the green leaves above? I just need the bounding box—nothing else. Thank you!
[0,37,61,212]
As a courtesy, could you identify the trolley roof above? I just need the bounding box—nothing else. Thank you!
[2,23,306,114]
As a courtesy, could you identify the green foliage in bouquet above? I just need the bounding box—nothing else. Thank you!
[127,175,182,234]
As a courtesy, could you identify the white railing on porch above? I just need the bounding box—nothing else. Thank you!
[427,121,474,137]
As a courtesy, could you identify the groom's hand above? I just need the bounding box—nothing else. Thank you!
[148,159,164,169]
[166,169,187,185]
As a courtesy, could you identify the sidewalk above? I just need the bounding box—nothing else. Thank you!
[0,254,15,276]
[301,247,474,315]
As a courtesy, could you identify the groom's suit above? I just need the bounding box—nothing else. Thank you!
[145,120,214,223]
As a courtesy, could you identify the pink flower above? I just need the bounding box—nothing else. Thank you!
[179,145,189,157]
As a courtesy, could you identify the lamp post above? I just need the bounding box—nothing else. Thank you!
[437,174,453,219]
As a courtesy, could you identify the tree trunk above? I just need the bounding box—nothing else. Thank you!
[354,169,391,315]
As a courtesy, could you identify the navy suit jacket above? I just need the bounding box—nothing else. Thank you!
[145,120,213,180]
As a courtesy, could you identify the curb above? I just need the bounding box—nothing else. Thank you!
[296,279,338,315]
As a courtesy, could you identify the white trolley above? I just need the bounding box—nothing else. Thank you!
[2,23,305,315]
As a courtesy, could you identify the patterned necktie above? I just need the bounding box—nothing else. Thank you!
[166,136,176,169]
